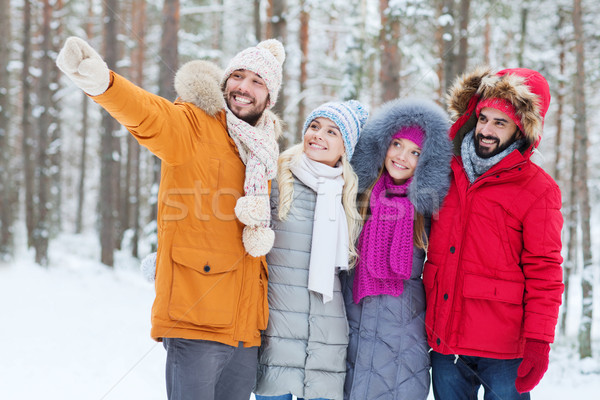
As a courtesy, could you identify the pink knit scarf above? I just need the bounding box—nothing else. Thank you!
[353,172,414,303]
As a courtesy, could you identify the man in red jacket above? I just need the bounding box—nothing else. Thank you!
[423,67,564,400]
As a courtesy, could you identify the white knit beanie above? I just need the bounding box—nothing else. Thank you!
[222,39,286,109]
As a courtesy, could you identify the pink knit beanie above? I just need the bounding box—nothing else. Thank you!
[393,125,425,148]
[476,97,524,132]
[222,39,286,109]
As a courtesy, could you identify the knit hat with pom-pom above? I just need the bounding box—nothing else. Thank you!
[302,100,369,161]
[222,39,286,109]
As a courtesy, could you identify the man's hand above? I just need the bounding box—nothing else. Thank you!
[56,37,110,96]
[515,339,550,393]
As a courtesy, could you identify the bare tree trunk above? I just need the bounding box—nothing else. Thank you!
[483,13,490,65]
[455,0,470,76]
[553,8,566,183]
[267,0,288,146]
[76,0,94,235]
[76,92,89,235]
[267,0,287,112]
[561,141,578,337]
[554,7,569,337]
[50,0,64,236]
[149,0,179,253]
[573,0,593,359]
[254,0,262,41]
[33,0,56,266]
[379,0,401,102]
[435,0,445,103]
[212,0,223,63]
[22,0,35,249]
[295,0,309,143]
[159,0,179,102]
[517,3,529,66]
[129,0,146,258]
[266,0,272,40]
[120,0,133,248]
[441,0,455,94]
[0,0,14,258]
[99,0,120,267]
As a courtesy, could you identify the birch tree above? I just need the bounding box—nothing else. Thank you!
[254,0,262,41]
[572,0,593,359]
[0,0,13,258]
[295,0,309,142]
[33,0,61,266]
[267,0,288,140]
[21,0,35,248]
[99,0,120,266]
[128,0,147,258]
[75,0,95,235]
[379,0,401,102]
[455,0,470,77]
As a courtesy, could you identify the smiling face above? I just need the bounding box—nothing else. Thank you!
[474,107,520,158]
[224,69,269,125]
[384,138,422,185]
[303,117,346,167]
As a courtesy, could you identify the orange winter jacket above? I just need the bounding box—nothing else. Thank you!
[92,64,274,347]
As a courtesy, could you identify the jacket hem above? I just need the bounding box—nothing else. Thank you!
[151,326,261,347]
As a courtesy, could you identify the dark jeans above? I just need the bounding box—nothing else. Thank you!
[431,351,530,400]
[163,338,258,400]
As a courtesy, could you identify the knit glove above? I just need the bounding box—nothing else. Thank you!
[56,37,110,96]
[515,339,550,393]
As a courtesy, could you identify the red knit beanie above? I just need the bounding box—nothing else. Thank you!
[476,97,523,132]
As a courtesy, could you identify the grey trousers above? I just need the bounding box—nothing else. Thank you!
[163,338,258,400]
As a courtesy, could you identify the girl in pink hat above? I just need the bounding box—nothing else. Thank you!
[342,98,451,400]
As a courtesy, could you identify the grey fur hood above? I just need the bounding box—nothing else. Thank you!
[351,98,452,216]
[173,60,282,136]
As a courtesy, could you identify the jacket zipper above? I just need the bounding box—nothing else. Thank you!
[443,159,527,349]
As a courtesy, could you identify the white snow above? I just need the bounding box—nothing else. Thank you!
[1,229,598,400]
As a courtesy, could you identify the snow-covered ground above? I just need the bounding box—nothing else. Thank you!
[1,231,599,399]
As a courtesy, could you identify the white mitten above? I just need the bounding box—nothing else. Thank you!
[140,252,157,283]
[56,36,110,96]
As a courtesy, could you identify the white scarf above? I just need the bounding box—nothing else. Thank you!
[226,108,279,256]
[290,154,349,303]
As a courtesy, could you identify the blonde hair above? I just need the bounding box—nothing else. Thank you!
[358,167,428,251]
[277,143,363,267]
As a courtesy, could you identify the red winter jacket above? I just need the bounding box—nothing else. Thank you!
[423,68,564,359]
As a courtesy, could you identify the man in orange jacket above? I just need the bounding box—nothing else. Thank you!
[56,37,285,400]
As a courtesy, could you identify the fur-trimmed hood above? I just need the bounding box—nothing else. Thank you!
[173,60,282,137]
[446,67,551,153]
[351,98,452,216]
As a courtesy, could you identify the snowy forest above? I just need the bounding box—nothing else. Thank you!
[0,0,599,397]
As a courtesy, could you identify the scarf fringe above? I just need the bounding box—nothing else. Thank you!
[226,108,279,257]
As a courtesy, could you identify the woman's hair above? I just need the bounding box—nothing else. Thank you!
[358,167,428,251]
[277,143,363,267]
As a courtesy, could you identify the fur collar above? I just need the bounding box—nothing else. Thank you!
[173,60,282,137]
[351,98,452,216]
[446,66,546,149]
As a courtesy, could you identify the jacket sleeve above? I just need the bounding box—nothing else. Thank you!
[90,71,224,166]
[521,183,564,342]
